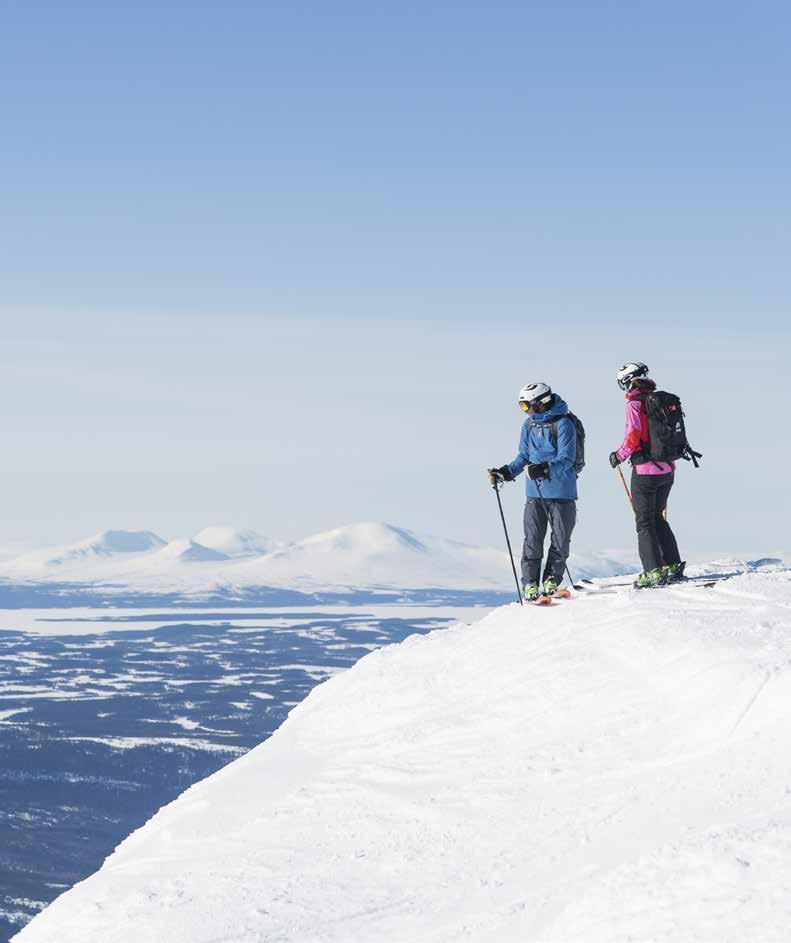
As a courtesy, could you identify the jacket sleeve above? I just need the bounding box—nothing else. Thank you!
[506,421,530,478]
[548,416,576,477]
[616,400,643,461]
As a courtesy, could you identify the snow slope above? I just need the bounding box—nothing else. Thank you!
[15,566,791,942]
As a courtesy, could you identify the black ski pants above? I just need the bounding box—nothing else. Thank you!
[631,469,681,572]
[521,498,576,586]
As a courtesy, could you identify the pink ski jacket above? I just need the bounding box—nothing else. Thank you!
[616,390,674,475]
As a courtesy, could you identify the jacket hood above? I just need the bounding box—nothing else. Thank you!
[626,379,656,400]
[529,395,569,421]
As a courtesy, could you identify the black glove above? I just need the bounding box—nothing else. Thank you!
[526,462,550,481]
[609,451,622,468]
[488,465,513,486]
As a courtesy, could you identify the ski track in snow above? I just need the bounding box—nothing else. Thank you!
[14,569,791,943]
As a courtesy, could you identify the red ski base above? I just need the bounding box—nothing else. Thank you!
[526,595,553,606]
[524,589,572,606]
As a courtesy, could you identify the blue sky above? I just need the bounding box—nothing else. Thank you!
[0,2,789,553]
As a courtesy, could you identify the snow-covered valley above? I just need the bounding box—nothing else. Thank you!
[14,563,791,942]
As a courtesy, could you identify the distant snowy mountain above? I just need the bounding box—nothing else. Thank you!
[3,530,167,573]
[0,521,638,596]
[220,522,638,593]
[193,526,281,558]
[219,522,513,593]
[15,566,791,942]
[151,539,230,563]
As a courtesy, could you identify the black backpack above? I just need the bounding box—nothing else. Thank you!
[531,413,586,476]
[638,391,702,467]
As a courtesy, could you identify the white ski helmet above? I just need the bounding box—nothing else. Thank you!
[616,362,649,391]
[518,382,554,410]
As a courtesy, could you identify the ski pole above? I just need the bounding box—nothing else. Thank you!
[534,478,583,590]
[616,465,634,511]
[491,478,523,605]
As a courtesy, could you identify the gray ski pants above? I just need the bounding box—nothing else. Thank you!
[521,498,577,586]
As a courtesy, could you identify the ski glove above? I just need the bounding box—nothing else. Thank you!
[526,462,550,481]
[608,451,622,468]
[488,465,513,485]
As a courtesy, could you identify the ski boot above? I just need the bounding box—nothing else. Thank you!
[523,581,541,601]
[543,575,571,599]
[663,561,687,584]
[541,576,558,596]
[633,567,665,589]
[542,576,558,597]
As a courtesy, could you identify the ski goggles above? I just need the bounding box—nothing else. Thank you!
[519,401,532,412]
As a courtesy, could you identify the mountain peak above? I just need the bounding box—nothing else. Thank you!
[300,522,428,554]
[7,529,168,569]
[193,527,277,558]
[82,530,168,555]
[155,539,230,563]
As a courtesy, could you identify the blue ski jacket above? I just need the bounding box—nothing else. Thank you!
[506,395,578,500]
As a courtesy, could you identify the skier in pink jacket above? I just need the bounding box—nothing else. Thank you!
[608,362,686,588]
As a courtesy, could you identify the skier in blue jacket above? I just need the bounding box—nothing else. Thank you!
[489,383,578,600]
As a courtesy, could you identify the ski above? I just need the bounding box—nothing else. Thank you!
[547,587,619,600]
[524,595,554,606]
[596,572,740,590]
[674,572,740,584]
[664,580,720,590]
[633,579,723,593]
[570,582,620,596]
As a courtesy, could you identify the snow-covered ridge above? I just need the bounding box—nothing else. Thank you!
[15,565,791,942]
[193,526,283,558]
[0,522,638,594]
[8,530,167,569]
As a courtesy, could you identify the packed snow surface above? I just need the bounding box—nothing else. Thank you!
[15,567,791,942]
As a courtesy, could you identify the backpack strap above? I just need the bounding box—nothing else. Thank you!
[682,445,703,468]
[630,448,664,470]
[529,414,573,451]
[548,414,572,447]
[628,397,653,465]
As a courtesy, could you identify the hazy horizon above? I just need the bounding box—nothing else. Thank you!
[2,2,789,555]
[1,309,787,557]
